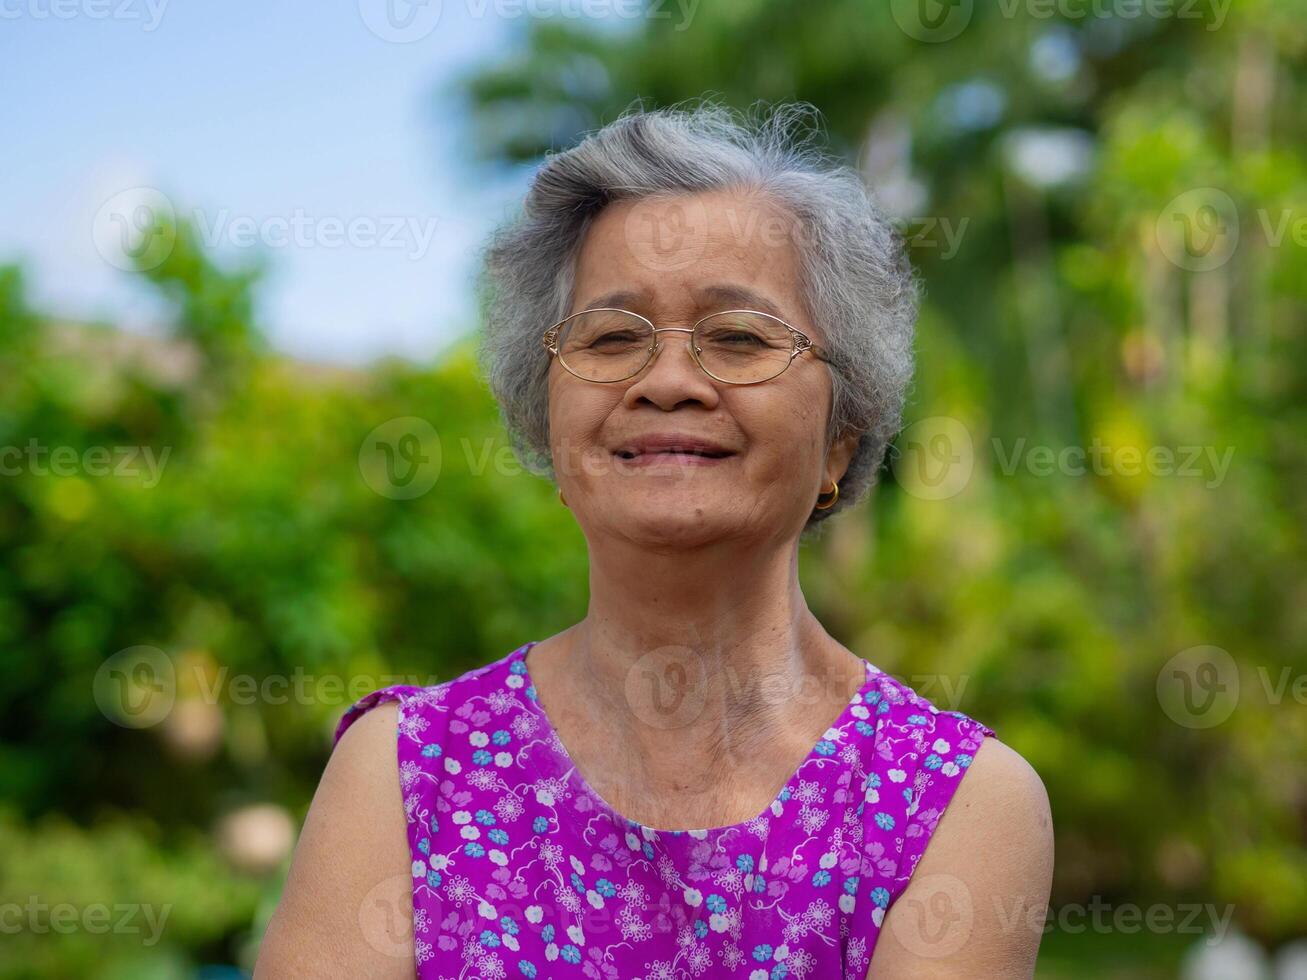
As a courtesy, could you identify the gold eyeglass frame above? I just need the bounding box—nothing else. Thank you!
[541,307,833,385]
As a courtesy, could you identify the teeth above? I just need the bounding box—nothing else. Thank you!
[617,448,724,458]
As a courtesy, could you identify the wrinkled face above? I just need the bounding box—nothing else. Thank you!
[547,188,857,549]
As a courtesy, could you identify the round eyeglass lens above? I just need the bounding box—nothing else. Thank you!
[693,311,796,383]
[557,310,655,382]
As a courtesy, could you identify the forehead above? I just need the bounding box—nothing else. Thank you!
[570,189,807,323]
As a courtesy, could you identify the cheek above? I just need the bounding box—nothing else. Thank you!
[734,388,829,470]
[548,386,619,456]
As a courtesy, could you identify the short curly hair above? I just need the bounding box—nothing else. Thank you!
[475,98,918,536]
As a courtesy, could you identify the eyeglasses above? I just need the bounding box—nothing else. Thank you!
[541,308,832,385]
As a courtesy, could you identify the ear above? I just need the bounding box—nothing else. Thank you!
[825,428,861,486]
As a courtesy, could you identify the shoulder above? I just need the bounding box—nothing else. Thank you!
[333,646,526,745]
[255,702,413,977]
[868,736,1054,977]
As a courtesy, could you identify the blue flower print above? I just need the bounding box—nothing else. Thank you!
[509,660,527,675]
[752,944,773,962]
[779,787,792,802]
[561,945,581,964]
[475,809,496,825]
[812,870,831,886]
[865,773,881,789]
[844,876,860,895]
[426,870,442,888]
[464,842,485,857]
[500,916,519,935]
[706,894,726,913]
[488,828,509,845]
[693,920,708,939]
[752,875,767,894]
[479,929,500,947]
[519,963,537,978]
[871,887,891,909]
[874,812,895,830]
[923,753,943,770]
[736,855,755,873]
[956,753,974,768]
[491,729,512,745]
[595,878,617,897]
[532,816,549,833]
[814,740,836,756]
[541,925,555,943]
[472,749,493,766]
[421,744,442,758]
[418,837,430,855]
[771,965,789,979]
[570,872,586,894]
[907,713,929,725]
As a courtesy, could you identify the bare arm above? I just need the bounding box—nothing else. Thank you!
[254,702,415,979]
[866,737,1055,979]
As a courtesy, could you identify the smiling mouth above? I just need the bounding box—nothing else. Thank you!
[615,448,731,460]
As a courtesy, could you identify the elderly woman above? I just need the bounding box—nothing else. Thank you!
[257,102,1053,979]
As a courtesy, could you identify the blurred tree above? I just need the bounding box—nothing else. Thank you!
[453,0,1307,953]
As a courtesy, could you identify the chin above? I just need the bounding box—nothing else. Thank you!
[607,503,737,545]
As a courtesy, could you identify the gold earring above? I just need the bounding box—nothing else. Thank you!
[815,480,839,510]
[558,487,568,507]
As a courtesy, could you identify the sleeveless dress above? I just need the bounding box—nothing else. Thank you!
[336,641,995,980]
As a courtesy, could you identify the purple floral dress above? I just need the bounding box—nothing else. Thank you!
[337,641,994,980]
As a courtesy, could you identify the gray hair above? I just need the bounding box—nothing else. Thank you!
[475,98,918,536]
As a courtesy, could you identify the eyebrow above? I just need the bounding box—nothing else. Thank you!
[577,284,790,322]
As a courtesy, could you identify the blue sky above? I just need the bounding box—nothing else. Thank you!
[1,0,541,364]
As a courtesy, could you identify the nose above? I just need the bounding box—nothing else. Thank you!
[622,326,718,410]
[639,327,708,383]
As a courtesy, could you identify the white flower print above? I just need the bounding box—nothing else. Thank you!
[493,794,524,822]
[618,880,648,908]
[686,943,712,975]
[720,943,745,969]
[793,947,820,977]
[398,712,428,738]
[798,804,828,834]
[793,779,824,804]
[487,690,516,713]
[399,761,422,789]
[414,938,433,965]
[444,875,474,904]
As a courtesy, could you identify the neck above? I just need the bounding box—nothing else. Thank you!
[548,535,864,765]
